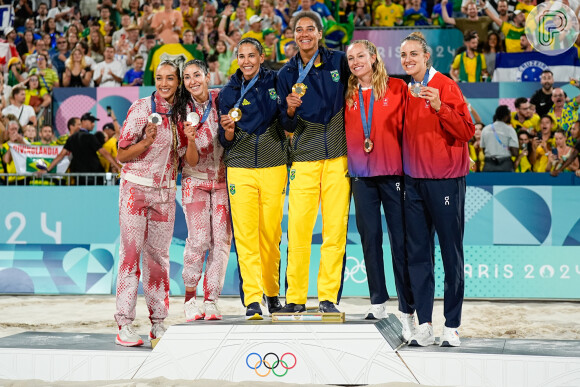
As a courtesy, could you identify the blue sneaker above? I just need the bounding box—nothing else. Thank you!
[246,302,263,320]
[278,303,306,313]
[319,301,340,313]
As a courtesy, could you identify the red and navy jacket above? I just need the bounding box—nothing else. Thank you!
[345,77,407,177]
[217,66,287,168]
[403,69,474,179]
[277,46,349,162]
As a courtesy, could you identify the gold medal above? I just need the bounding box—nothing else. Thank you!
[292,83,307,97]
[229,107,242,122]
[364,138,373,153]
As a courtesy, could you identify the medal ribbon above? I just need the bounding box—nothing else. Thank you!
[234,72,259,109]
[296,49,319,84]
[150,91,172,115]
[191,92,213,124]
[421,68,430,87]
[358,86,374,140]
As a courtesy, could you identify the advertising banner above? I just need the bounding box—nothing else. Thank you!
[8,143,69,174]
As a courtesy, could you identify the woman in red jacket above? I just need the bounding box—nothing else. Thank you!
[400,31,475,348]
[344,40,414,334]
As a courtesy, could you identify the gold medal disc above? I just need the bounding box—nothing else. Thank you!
[229,107,242,122]
[292,83,307,97]
[364,138,373,153]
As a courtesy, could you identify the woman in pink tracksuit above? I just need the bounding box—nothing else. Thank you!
[174,59,232,321]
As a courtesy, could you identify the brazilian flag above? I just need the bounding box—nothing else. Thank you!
[322,0,354,49]
[143,44,205,86]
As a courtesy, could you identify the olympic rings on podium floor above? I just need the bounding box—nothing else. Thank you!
[246,352,297,377]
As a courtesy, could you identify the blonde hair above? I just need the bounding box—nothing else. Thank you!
[65,48,87,70]
[346,40,388,108]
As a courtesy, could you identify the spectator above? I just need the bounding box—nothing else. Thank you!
[403,0,430,26]
[0,73,12,112]
[489,0,510,35]
[57,116,82,145]
[261,0,283,34]
[32,124,56,145]
[99,120,119,173]
[295,0,335,23]
[451,30,488,83]
[515,0,534,17]
[481,105,519,171]
[35,3,49,33]
[126,0,142,23]
[513,130,535,173]
[530,70,554,117]
[276,0,292,29]
[112,14,132,47]
[6,57,26,87]
[98,6,114,36]
[230,6,250,34]
[548,129,579,173]
[482,31,504,78]
[519,34,533,52]
[1,120,26,185]
[51,36,70,82]
[25,38,49,71]
[23,124,37,143]
[13,0,34,29]
[483,2,525,53]
[88,30,106,63]
[511,97,540,133]
[552,121,580,177]
[549,87,579,142]
[431,0,454,26]
[29,53,60,90]
[2,87,37,127]
[122,55,145,86]
[353,0,372,27]
[20,74,51,114]
[76,41,97,70]
[43,18,58,49]
[469,122,485,172]
[138,2,155,35]
[16,30,36,60]
[47,0,72,34]
[207,54,225,86]
[177,0,199,32]
[65,25,80,51]
[374,0,402,26]
[1,27,20,65]
[39,112,121,185]
[212,39,234,76]
[231,0,255,22]
[63,47,94,87]
[532,115,555,172]
[93,46,125,87]
[243,15,265,43]
[442,0,493,44]
[151,0,183,44]
[262,29,278,62]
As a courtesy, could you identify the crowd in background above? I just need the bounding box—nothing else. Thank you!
[0,0,579,183]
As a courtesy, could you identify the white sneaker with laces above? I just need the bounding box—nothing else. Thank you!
[204,300,222,320]
[440,326,461,347]
[364,301,389,320]
[408,322,434,347]
[400,312,417,342]
[115,324,143,347]
[149,322,166,341]
[184,298,204,321]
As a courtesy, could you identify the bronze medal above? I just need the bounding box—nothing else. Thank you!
[364,138,373,153]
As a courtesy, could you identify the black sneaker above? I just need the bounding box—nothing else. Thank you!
[245,302,263,320]
[319,301,340,313]
[278,303,306,313]
[263,295,283,314]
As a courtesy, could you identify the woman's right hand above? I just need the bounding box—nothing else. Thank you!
[220,114,235,133]
[143,122,157,147]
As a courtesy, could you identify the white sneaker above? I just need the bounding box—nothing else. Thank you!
[149,322,166,341]
[204,300,222,320]
[184,298,204,321]
[364,301,389,320]
[440,326,461,347]
[400,312,417,342]
[408,322,435,347]
[115,324,143,347]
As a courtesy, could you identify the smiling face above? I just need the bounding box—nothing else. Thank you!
[347,42,376,82]
[183,63,210,102]
[294,16,322,55]
[517,100,532,119]
[40,125,53,142]
[155,64,180,104]
[237,42,264,80]
[400,39,429,81]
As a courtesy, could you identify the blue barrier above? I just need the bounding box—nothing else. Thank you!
[1,176,579,299]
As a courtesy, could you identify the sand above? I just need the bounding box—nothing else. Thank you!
[1,296,579,386]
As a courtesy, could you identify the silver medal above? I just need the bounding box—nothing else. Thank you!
[148,113,162,125]
[410,83,422,98]
[187,112,200,125]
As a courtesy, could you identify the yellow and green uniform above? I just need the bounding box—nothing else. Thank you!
[1,143,25,183]
[452,51,487,82]
[29,68,59,90]
[512,149,532,172]
[515,2,534,16]
[24,88,48,106]
[241,29,264,44]
[99,136,118,172]
[501,22,525,53]
[510,112,540,133]
[549,101,579,146]
[374,3,404,27]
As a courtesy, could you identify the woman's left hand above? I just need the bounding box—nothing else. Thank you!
[184,121,196,142]
[420,86,441,112]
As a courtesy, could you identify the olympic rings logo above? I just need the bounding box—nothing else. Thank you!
[343,256,367,284]
[245,352,297,377]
